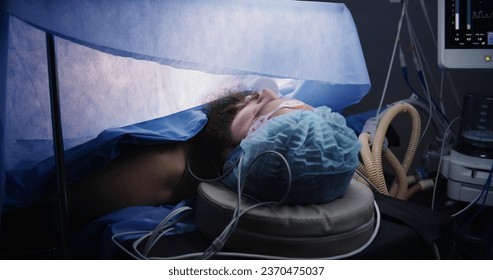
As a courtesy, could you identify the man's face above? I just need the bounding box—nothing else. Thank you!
[230,88,312,142]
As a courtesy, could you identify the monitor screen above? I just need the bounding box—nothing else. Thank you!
[438,0,493,69]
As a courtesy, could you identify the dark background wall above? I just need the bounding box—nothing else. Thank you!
[315,0,493,175]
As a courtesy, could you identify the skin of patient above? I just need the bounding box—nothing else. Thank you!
[67,90,244,219]
[68,143,189,218]
[230,88,312,142]
[67,88,311,219]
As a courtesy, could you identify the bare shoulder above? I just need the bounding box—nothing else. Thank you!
[68,142,190,218]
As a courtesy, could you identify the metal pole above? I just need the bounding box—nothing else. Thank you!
[46,32,70,259]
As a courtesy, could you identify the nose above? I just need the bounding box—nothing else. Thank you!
[257,88,278,104]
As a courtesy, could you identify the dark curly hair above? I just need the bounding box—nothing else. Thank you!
[191,90,252,166]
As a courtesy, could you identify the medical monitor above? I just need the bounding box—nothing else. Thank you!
[438,0,493,69]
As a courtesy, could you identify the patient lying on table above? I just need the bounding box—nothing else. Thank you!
[68,88,360,218]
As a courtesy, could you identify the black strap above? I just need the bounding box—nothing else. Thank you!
[374,193,446,246]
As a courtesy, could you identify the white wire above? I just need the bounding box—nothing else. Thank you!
[354,169,380,193]
[404,12,433,144]
[445,72,462,110]
[376,0,408,116]
[110,150,293,260]
[408,24,437,106]
[408,4,447,116]
[450,162,493,218]
[432,242,441,260]
[451,194,484,218]
[146,200,381,260]
[187,151,236,183]
[111,230,152,260]
[110,206,193,260]
[115,150,381,261]
[419,0,461,109]
[431,117,460,211]
[439,71,446,115]
[132,228,176,260]
[421,0,447,116]
[197,150,293,260]
[419,0,437,46]
[142,207,192,257]
[413,0,444,98]
[406,0,459,145]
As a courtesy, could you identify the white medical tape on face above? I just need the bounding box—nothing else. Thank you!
[247,100,306,136]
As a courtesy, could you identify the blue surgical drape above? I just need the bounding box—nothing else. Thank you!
[0,0,370,222]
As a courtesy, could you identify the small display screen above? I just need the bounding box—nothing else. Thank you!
[446,0,493,49]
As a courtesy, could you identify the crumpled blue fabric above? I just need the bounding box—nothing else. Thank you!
[222,106,361,204]
[72,199,197,259]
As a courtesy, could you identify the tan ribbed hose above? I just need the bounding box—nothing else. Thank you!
[357,102,421,200]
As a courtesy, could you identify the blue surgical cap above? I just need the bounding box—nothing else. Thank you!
[222,106,361,205]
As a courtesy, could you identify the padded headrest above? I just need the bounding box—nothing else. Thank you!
[195,179,375,258]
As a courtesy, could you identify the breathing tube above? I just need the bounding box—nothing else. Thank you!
[356,101,424,200]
